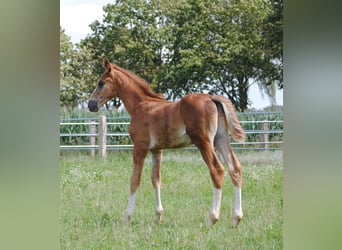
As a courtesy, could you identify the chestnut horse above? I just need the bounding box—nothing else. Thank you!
[88,59,245,227]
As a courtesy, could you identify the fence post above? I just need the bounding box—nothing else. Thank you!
[89,121,96,156]
[98,115,107,159]
[262,120,269,149]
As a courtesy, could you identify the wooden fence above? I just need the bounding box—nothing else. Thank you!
[60,112,283,158]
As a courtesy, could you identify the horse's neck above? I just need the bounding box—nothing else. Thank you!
[117,79,147,114]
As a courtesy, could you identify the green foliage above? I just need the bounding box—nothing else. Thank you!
[60,150,283,249]
[262,0,283,88]
[60,27,76,106]
[159,0,281,110]
[82,0,168,85]
[60,27,99,107]
[61,0,283,111]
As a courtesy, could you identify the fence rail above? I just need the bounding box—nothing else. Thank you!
[60,112,283,157]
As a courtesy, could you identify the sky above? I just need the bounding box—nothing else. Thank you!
[60,0,283,110]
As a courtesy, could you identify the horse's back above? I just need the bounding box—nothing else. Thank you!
[130,93,221,150]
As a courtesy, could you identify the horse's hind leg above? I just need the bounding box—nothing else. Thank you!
[228,149,243,228]
[194,141,225,226]
[214,134,243,228]
[151,150,163,222]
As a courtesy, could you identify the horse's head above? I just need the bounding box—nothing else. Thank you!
[88,59,119,112]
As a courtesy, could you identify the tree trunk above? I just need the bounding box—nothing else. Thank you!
[238,77,249,112]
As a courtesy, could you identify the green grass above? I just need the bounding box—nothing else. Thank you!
[61,150,282,249]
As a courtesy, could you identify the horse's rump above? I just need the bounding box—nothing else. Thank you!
[211,95,246,142]
[178,93,245,143]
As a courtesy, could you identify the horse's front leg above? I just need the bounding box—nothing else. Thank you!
[151,150,163,222]
[125,146,148,221]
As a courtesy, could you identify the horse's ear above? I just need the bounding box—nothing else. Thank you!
[104,58,111,72]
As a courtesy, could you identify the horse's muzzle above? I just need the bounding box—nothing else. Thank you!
[88,100,99,112]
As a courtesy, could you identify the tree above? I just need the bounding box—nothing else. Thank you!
[60,27,77,107]
[71,0,283,111]
[60,27,98,107]
[82,0,171,89]
[261,0,283,88]
[160,0,282,111]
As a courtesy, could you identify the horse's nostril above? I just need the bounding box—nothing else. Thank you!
[88,100,99,112]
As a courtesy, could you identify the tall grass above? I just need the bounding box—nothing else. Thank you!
[61,150,282,249]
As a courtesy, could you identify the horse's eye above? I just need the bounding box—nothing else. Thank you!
[98,80,105,88]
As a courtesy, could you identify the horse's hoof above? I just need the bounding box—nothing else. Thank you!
[155,210,163,223]
[232,215,242,228]
[124,214,132,223]
[208,213,219,226]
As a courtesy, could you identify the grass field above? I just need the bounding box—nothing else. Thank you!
[60,150,282,249]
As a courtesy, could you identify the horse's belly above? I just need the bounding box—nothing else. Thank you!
[168,133,192,149]
[149,127,192,150]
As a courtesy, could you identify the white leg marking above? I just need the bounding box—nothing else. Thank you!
[208,188,222,226]
[232,186,243,227]
[155,182,163,222]
[155,182,163,213]
[126,192,136,220]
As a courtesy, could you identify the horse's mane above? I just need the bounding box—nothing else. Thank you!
[112,64,165,100]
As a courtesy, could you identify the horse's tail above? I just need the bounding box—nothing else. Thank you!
[212,95,246,142]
